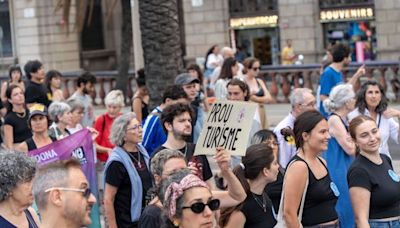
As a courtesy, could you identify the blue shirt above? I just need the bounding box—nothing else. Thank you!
[142,107,166,156]
[319,66,343,117]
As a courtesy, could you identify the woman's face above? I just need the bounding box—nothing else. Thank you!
[354,120,380,154]
[10,179,34,207]
[9,87,25,105]
[107,104,122,118]
[189,69,199,79]
[304,120,331,152]
[263,136,279,160]
[231,63,239,77]
[11,70,22,82]
[51,76,62,89]
[124,118,143,144]
[365,85,382,109]
[248,61,260,77]
[265,153,280,183]
[71,108,84,126]
[59,110,72,126]
[30,115,48,133]
[179,187,215,228]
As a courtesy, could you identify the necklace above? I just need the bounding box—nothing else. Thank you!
[251,192,267,213]
[127,151,142,169]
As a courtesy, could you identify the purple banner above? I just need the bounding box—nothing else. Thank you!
[28,128,100,228]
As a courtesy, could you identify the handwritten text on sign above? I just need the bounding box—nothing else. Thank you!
[195,100,257,156]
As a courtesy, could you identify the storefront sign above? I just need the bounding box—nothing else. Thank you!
[194,100,257,156]
[230,15,278,29]
[320,7,374,23]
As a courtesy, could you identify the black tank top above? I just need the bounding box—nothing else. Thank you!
[26,137,57,151]
[291,155,338,226]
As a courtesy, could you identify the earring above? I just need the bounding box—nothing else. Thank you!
[173,219,180,227]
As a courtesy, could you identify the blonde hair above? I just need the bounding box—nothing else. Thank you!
[105,90,125,107]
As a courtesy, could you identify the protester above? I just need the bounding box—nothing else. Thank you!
[142,85,188,156]
[159,170,220,228]
[210,46,243,87]
[323,83,356,227]
[16,104,55,152]
[66,98,85,134]
[214,57,239,100]
[132,69,149,123]
[281,39,296,65]
[1,65,24,103]
[48,101,72,140]
[175,73,200,142]
[3,84,32,150]
[204,45,223,79]
[242,57,273,129]
[153,103,213,187]
[69,72,96,127]
[24,60,50,107]
[282,110,338,227]
[104,112,153,228]
[94,90,124,162]
[220,143,279,228]
[274,88,316,168]
[348,80,400,158]
[33,159,97,228]
[45,70,64,102]
[319,43,365,117]
[0,152,39,228]
[348,115,400,228]
[138,148,246,227]
[250,129,283,212]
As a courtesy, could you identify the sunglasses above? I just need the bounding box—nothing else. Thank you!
[45,187,92,199]
[182,199,220,214]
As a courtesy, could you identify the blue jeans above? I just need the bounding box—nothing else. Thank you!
[369,220,400,228]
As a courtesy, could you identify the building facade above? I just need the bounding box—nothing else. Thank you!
[183,0,400,64]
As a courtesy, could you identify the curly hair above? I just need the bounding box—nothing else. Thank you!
[161,103,194,132]
[109,112,137,146]
[0,152,37,202]
[356,80,388,114]
[151,149,186,176]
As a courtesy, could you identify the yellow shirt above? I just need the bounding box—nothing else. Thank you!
[281,46,295,65]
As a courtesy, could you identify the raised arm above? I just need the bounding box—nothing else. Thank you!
[328,116,356,155]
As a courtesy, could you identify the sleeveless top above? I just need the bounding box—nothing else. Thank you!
[291,155,338,226]
[254,79,264,97]
[141,100,149,121]
[26,136,57,151]
[0,209,39,228]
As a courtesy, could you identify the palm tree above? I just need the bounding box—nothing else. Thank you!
[138,0,185,107]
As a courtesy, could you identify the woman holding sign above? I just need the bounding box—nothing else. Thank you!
[347,115,400,228]
[219,143,279,228]
[16,104,56,153]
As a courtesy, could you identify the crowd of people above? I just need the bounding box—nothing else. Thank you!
[0,41,400,228]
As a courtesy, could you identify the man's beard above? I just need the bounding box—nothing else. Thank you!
[172,128,192,141]
[82,87,89,94]
[63,202,90,226]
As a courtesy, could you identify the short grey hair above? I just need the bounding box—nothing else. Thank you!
[151,149,185,176]
[0,152,37,202]
[290,88,313,106]
[33,159,81,210]
[323,84,355,113]
[105,90,125,107]
[66,98,84,112]
[109,112,137,146]
[48,101,71,123]
[159,168,192,219]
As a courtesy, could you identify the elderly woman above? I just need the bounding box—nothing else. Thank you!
[104,112,153,228]
[48,101,72,139]
[16,104,55,152]
[349,80,400,158]
[159,169,220,228]
[323,84,357,227]
[66,98,85,134]
[94,90,124,163]
[0,152,39,227]
[3,84,32,150]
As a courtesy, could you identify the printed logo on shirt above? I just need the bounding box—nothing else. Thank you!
[330,182,340,197]
[388,169,400,182]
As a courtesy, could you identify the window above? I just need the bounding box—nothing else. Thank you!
[229,0,278,17]
[0,0,13,57]
[80,0,105,51]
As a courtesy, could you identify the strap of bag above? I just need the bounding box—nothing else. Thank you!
[276,159,309,222]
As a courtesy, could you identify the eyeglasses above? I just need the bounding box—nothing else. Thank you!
[252,67,260,71]
[127,124,142,132]
[45,187,91,199]
[300,101,316,108]
[182,199,220,214]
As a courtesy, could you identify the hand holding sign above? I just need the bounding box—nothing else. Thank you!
[214,147,231,173]
[195,100,257,156]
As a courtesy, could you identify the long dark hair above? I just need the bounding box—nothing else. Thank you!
[187,64,204,85]
[356,80,388,114]
[219,143,274,227]
[218,57,237,80]
[293,110,326,150]
[8,65,23,82]
[45,70,62,95]
[204,45,218,70]
[5,84,24,113]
